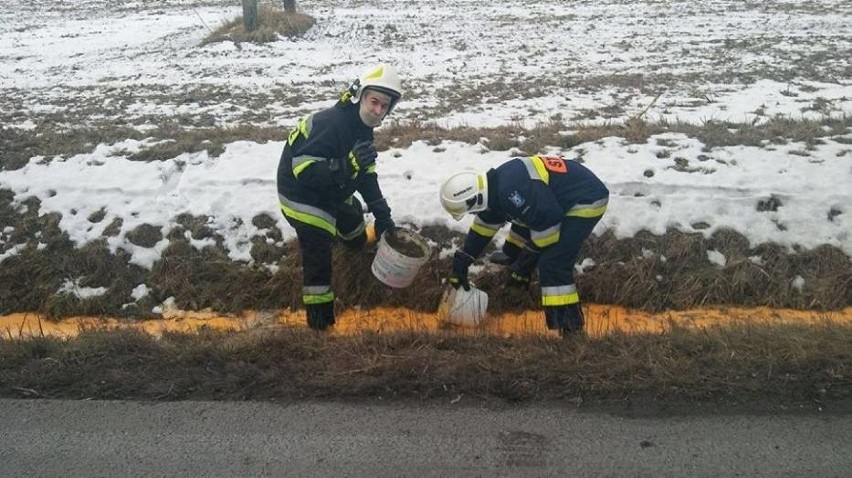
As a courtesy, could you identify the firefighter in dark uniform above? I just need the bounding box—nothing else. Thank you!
[277,64,402,330]
[439,155,609,336]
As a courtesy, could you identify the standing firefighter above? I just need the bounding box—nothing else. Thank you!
[277,64,402,331]
[439,155,609,336]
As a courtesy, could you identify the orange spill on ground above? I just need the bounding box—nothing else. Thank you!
[2,306,850,339]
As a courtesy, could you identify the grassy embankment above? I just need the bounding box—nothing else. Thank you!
[2,316,850,410]
[1,4,849,409]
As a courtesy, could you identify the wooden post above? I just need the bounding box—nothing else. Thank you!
[242,0,258,32]
[283,0,296,13]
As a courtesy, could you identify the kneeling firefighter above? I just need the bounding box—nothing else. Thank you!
[439,155,609,336]
[277,64,402,330]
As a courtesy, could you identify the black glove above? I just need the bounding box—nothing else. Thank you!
[507,270,530,288]
[368,197,395,236]
[348,140,378,173]
[449,250,475,291]
[374,215,395,236]
[507,247,539,286]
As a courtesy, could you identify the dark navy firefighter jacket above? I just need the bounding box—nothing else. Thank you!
[276,102,388,236]
[462,155,609,258]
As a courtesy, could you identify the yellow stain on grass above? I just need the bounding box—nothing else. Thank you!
[2,306,850,339]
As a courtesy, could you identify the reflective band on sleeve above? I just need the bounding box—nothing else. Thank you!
[530,224,560,248]
[505,229,527,248]
[471,216,502,238]
[279,194,337,235]
[566,197,609,218]
[287,115,313,145]
[541,285,580,306]
[347,151,360,176]
[338,222,366,241]
[522,156,550,184]
[292,155,326,178]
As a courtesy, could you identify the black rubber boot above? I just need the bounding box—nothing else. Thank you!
[306,302,335,331]
[545,304,585,337]
[560,303,585,338]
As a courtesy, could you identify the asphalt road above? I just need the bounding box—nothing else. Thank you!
[1,399,850,477]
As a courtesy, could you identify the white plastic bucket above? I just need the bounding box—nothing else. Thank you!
[371,228,431,288]
[438,285,489,327]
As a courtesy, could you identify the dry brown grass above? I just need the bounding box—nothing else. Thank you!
[202,5,315,45]
[1,321,849,409]
[578,228,852,311]
[5,115,845,174]
[125,124,285,162]
[1,189,849,318]
[0,122,288,171]
[0,124,142,171]
[378,119,577,156]
[377,115,850,155]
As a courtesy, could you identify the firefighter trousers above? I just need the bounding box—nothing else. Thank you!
[281,196,367,330]
[500,216,602,332]
[538,215,601,331]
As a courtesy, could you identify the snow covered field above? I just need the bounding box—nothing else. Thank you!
[0,0,850,310]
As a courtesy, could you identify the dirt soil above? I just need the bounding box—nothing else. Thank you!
[383,228,429,258]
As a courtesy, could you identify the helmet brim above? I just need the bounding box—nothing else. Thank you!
[363,85,401,100]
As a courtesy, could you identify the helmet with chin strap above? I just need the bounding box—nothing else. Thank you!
[341,64,403,114]
[439,170,489,221]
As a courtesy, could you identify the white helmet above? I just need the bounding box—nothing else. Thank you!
[345,63,403,114]
[440,170,489,221]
